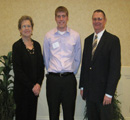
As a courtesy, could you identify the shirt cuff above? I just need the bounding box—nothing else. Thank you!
[80,87,83,90]
[105,94,112,98]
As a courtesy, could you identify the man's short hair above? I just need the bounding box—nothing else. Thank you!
[93,9,106,18]
[55,6,69,17]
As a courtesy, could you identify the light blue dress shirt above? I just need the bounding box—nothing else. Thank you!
[43,27,81,74]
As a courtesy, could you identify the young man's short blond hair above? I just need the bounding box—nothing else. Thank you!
[55,6,69,17]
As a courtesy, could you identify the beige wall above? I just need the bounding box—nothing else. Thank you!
[0,0,130,66]
[1,0,130,120]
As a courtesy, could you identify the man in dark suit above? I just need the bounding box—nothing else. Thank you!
[79,9,121,120]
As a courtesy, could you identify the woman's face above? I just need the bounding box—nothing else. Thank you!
[19,20,33,38]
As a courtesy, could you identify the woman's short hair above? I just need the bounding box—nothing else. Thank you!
[18,15,34,30]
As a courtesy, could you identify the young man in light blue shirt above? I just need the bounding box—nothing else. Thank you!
[43,6,81,120]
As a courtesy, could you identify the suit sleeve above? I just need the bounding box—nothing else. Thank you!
[79,39,87,89]
[106,36,121,96]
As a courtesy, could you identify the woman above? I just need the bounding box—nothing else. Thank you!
[12,15,44,120]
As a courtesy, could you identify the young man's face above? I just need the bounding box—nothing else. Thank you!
[55,12,68,31]
[92,12,106,34]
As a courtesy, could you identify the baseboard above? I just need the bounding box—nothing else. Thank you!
[37,116,84,120]
[14,115,130,120]
[37,116,48,120]
[37,116,130,120]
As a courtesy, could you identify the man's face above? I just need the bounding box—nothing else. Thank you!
[92,12,106,34]
[55,12,68,31]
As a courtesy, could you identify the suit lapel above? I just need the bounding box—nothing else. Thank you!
[88,34,93,62]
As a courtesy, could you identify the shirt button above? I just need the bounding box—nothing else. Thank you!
[90,67,92,70]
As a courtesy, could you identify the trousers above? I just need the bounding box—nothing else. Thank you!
[86,100,113,120]
[46,73,77,120]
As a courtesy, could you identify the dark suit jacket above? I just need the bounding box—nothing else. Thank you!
[12,38,44,102]
[79,30,121,102]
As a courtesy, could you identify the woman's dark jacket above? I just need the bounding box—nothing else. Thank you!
[12,38,44,102]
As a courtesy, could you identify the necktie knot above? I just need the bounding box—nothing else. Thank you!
[95,35,98,39]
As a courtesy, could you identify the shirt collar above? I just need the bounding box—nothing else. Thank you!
[94,29,105,40]
[54,27,70,35]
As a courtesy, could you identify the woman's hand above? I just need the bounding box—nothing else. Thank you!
[32,83,41,96]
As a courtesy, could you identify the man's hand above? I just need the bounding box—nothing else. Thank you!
[103,95,112,105]
[80,89,83,98]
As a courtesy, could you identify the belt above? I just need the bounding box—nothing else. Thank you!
[49,72,73,77]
